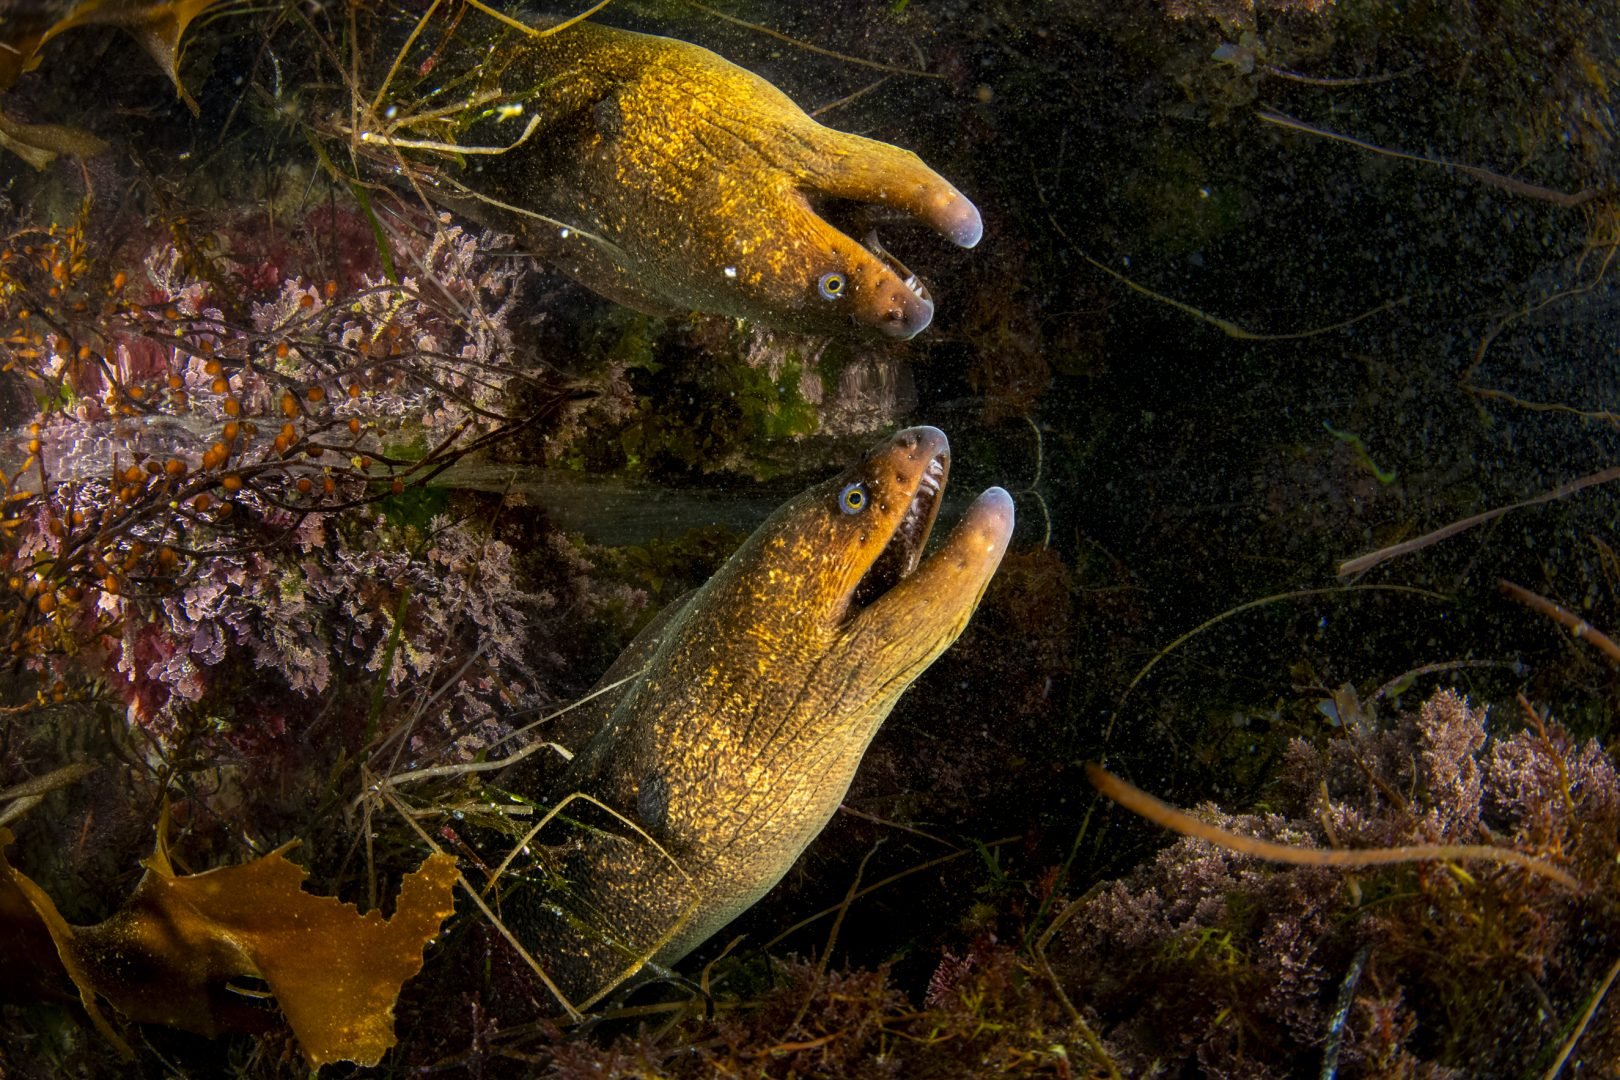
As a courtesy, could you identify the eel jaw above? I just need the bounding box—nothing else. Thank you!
[849,445,949,612]
[849,483,1015,651]
[798,199,938,339]
[863,229,935,340]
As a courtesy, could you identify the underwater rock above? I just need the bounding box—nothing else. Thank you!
[737,327,919,439]
[492,426,1014,1012]
[363,18,981,339]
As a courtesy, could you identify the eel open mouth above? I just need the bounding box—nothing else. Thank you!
[838,426,1014,630]
[867,230,934,308]
[849,435,949,612]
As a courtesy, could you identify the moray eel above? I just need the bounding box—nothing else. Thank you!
[391,20,982,339]
[498,427,1013,1011]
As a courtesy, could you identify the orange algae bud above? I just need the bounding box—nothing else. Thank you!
[306,386,324,403]
[322,475,335,494]
[192,494,212,512]
[122,466,144,485]
[299,293,315,308]
[36,592,56,614]
[347,384,361,399]
[275,341,290,359]
[210,377,228,394]
[111,271,127,291]
[390,478,404,495]
[223,421,241,442]
[164,459,186,477]
[280,393,298,418]
[347,418,361,435]
[221,474,243,492]
[205,359,222,376]
[223,398,241,417]
[296,477,312,494]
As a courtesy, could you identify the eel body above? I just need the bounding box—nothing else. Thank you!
[380,19,982,339]
[498,427,1013,1010]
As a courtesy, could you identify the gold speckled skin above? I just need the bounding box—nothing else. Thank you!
[443,21,983,339]
[498,428,1013,1011]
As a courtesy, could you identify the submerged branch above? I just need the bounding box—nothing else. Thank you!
[1543,954,1620,1080]
[1086,763,1580,890]
[680,0,941,79]
[1104,584,1449,744]
[1338,466,1620,577]
[1076,249,1406,341]
[1257,111,1606,208]
[1500,579,1620,667]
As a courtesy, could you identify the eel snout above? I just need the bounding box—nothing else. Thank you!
[860,483,1014,636]
[803,141,983,339]
[925,189,985,250]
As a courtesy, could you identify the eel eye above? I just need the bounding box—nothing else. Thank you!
[838,482,868,515]
[817,272,846,301]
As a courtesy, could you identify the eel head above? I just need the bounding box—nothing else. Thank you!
[733,424,1013,695]
[443,23,984,341]
[773,155,985,341]
[820,426,1012,661]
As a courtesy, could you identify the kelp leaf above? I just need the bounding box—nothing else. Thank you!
[41,0,224,85]
[0,825,459,1068]
[0,827,133,1056]
[1,0,225,114]
[0,114,110,170]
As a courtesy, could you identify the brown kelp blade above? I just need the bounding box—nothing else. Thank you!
[0,822,458,1066]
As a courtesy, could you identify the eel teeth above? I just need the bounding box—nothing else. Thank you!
[867,230,933,303]
[898,455,946,558]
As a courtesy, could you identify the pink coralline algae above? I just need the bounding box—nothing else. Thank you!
[1054,689,1620,1077]
[2,213,561,755]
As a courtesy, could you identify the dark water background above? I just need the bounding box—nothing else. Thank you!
[2,0,1618,1075]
